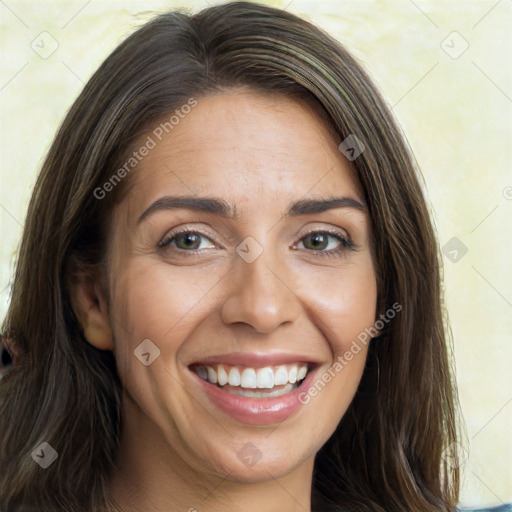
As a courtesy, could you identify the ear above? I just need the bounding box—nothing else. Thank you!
[66,255,114,351]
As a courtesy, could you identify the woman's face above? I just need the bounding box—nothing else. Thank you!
[104,89,378,483]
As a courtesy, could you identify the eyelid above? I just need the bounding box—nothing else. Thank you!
[158,226,219,250]
[295,226,353,245]
[293,227,354,254]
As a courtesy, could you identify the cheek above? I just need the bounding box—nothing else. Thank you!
[108,259,225,371]
[106,259,226,434]
[297,261,378,355]
[293,262,376,427]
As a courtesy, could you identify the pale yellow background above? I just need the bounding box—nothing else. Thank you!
[1,0,511,507]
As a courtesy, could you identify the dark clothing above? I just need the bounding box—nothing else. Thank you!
[312,504,512,512]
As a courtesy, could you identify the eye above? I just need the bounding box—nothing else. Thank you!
[295,230,353,257]
[158,229,216,252]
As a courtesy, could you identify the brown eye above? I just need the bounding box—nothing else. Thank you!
[298,231,351,253]
[158,229,216,252]
[302,233,330,251]
[175,232,202,250]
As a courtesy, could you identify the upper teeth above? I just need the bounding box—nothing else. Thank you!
[194,363,309,389]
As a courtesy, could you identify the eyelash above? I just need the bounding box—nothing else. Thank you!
[296,228,354,258]
[158,227,354,258]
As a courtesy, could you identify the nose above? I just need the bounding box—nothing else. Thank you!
[220,248,302,334]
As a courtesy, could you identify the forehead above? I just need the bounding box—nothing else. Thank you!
[118,89,364,223]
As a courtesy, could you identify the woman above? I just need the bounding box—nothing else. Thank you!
[0,2,471,511]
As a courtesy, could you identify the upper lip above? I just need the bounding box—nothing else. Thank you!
[188,352,323,368]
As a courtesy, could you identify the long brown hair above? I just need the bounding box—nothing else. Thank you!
[0,2,460,510]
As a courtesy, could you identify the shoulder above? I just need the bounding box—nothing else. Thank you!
[313,506,512,512]
[458,505,512,512]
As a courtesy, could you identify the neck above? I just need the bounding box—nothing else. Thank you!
[107,392,314,512]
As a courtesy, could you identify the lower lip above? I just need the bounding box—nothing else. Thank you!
[190,367,318,425]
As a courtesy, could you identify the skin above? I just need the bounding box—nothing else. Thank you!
[72,89,378,512]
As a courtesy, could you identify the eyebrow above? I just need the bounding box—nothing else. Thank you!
[137,195,367,224]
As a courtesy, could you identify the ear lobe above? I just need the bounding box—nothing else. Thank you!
[82,284,114,351]
[67,256,114,351]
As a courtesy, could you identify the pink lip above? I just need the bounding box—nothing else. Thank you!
[189,351,322,367]
[189,365,320,425]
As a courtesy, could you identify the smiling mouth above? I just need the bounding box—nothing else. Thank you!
[190,362,311,398]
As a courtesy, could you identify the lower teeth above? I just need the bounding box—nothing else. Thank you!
[228,382,297,398]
